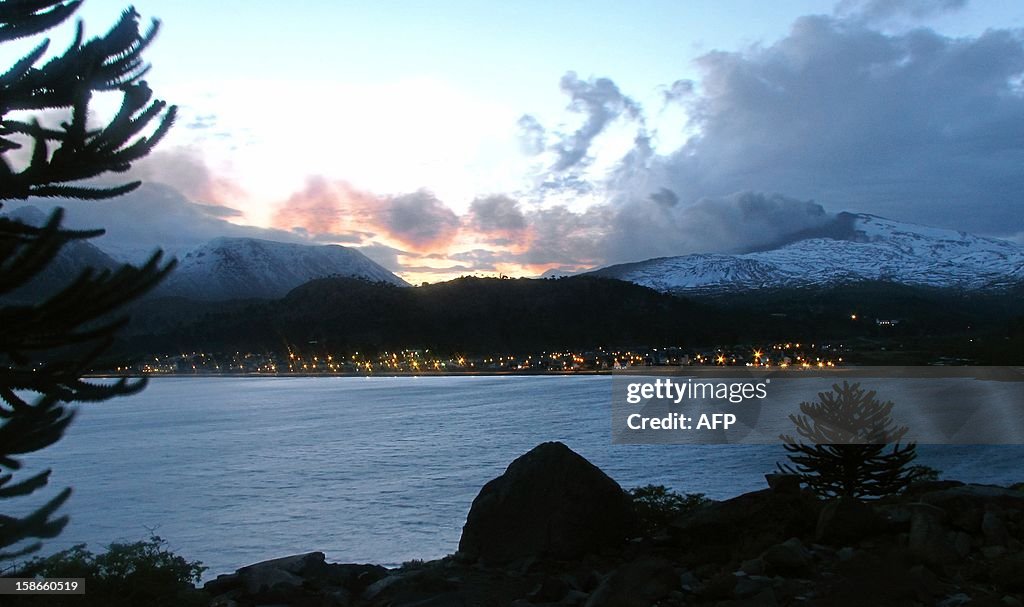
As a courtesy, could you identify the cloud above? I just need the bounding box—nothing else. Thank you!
[600,191,835,263]
[467,195,527,236]
[184,113,218,130]
[447,248,505,272]
[273,176,379,240]
[515,205,611,267]
[272,180,460,252]
[516,115,546,155]
[615,14,1024,237]
[17,8,1023,282]
[14,183,302,261]
[549,71,644,172]
[663,79,695,103]
[127,148,247,208]
[835,0,968,23]
[353,242,408,272]
[649,188,679,207]
[383,190,460,251]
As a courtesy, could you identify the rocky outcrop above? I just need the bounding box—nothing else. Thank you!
[204,551,387,606]
[457,441,637,564]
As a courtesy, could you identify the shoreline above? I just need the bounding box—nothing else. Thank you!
[88,364,1024,380]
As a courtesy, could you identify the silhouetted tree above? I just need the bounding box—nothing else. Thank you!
[0,0,175,560]
[778,381,921,499]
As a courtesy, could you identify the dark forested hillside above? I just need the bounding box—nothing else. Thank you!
[115,276,1024,362]
[118,276,724,356]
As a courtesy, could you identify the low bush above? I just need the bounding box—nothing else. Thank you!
[7,536,207,607]
[629,484,710,535]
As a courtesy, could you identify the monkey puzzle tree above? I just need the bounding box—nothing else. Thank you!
[0,0,175,559]
[778,381,921,499]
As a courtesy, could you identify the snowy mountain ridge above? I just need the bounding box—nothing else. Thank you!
[588,213,1024,293]
[154,237,409,300]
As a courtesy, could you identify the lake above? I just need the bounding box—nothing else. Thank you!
[16,375,1024,577]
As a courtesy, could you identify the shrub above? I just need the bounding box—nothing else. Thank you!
[628,484,709,535]
[9,536,207,607]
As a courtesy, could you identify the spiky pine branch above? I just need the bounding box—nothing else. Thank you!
[0,2,175,200]
[0,0,175,559]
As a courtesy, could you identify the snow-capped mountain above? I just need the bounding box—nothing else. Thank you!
[154,237,408,300]
[589,213,1024,293]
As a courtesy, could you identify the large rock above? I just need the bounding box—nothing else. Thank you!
[458,442,637,564]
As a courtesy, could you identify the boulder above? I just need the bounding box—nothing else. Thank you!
[908,503,962,565]
[764,473,801,495]
[458,442,637,564]
[235,551,325,594]
[584,558,677,607]
[816,498,884,545]
[204,552,389,606]
[982,510,1010,546]
[762,538,811,576]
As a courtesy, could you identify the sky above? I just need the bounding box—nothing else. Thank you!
[6,0,1024,282]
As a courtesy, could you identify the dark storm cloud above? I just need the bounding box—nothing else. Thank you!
[595,192,834,264]
[550,71,644,172]
[623,14,1024,237]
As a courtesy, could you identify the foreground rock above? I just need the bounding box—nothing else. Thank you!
[457,441,638,564]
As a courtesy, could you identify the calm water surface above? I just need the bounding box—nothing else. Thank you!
[19,376,1024,577]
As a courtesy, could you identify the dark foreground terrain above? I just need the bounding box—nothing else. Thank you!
[195,444,1024,606]
[8,442,1024,606]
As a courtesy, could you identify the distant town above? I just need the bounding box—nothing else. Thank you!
[118,342,863,376]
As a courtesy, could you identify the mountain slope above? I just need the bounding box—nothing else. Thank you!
[154,237,408,300]
[590,213,1024,293]
[1,206,121,302]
